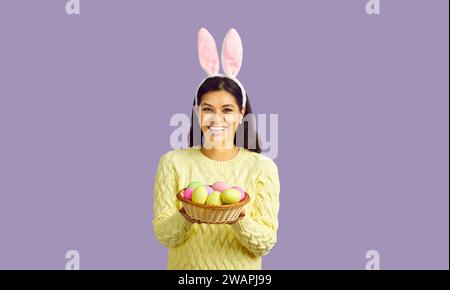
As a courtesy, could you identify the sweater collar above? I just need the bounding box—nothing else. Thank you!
[190,145,246,169]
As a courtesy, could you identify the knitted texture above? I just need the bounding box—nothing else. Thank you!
[152,146,280,269]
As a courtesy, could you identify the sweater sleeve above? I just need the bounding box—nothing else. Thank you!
[230,159,280,257]
[152,153,192,248]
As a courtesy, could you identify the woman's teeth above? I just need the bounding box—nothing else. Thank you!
[209,126,226,132]
[208,126,227,135]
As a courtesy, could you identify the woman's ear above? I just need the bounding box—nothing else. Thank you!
[239,111,245,125]
[194,105,202,125]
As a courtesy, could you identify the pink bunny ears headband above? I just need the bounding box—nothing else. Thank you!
[196,27,247,110]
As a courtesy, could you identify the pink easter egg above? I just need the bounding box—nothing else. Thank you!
[183,188,193,200]
[212,181,230,192]
[204,185,213,195]
[232,186,246,201]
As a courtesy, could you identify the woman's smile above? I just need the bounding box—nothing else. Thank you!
[198,90,243,146]
[207,125,228,136]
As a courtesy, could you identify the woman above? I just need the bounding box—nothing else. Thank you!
[153,28,280,270]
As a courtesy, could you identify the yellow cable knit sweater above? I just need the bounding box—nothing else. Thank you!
[152,146,280,270]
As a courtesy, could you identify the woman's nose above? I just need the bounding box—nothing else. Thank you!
[211,112,225,122]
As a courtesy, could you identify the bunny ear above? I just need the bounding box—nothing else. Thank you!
[221,28,243,78]
[197,28,220,76]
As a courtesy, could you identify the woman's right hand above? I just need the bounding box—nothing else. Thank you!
[179,207,202,224]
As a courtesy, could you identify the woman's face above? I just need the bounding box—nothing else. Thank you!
[198,90,244,149]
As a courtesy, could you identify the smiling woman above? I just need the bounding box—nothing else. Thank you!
[190,76,262,154]
[200,90,240,149]
[152,28,280,270]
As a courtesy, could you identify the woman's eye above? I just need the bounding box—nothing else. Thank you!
[223,108,233,113]
[202,108,213,112]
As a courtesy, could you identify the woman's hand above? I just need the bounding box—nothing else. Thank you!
[179,207,202,224]
[179,208,245,224]
[224,210,245,224]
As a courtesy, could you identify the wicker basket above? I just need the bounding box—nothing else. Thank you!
[176,187,250,224]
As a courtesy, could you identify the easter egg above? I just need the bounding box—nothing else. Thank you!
[204,185,213,195]
[183,188,193,200]
[221,188,241,204]
[232,186,246,201]
[192,186,208,204]
[211,181,230,192]
[187,181,202,189]
[206,191,223,205]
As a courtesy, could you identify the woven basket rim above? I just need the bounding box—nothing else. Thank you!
[176,187,250,210]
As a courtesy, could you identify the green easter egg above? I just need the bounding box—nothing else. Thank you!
[187,181,203,189]
[221,188,241,204]
[192,186,208,204]
[206,191,223,205]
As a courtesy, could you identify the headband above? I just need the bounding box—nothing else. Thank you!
[196,28,247,111]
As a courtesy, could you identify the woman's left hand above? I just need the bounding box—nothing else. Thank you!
[224,210,245,224]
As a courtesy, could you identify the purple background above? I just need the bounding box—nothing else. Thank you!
[0,0,448,269]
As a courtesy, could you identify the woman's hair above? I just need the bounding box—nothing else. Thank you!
[189,76,262,153]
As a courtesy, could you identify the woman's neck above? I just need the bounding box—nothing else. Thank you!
[200,145,240,161]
